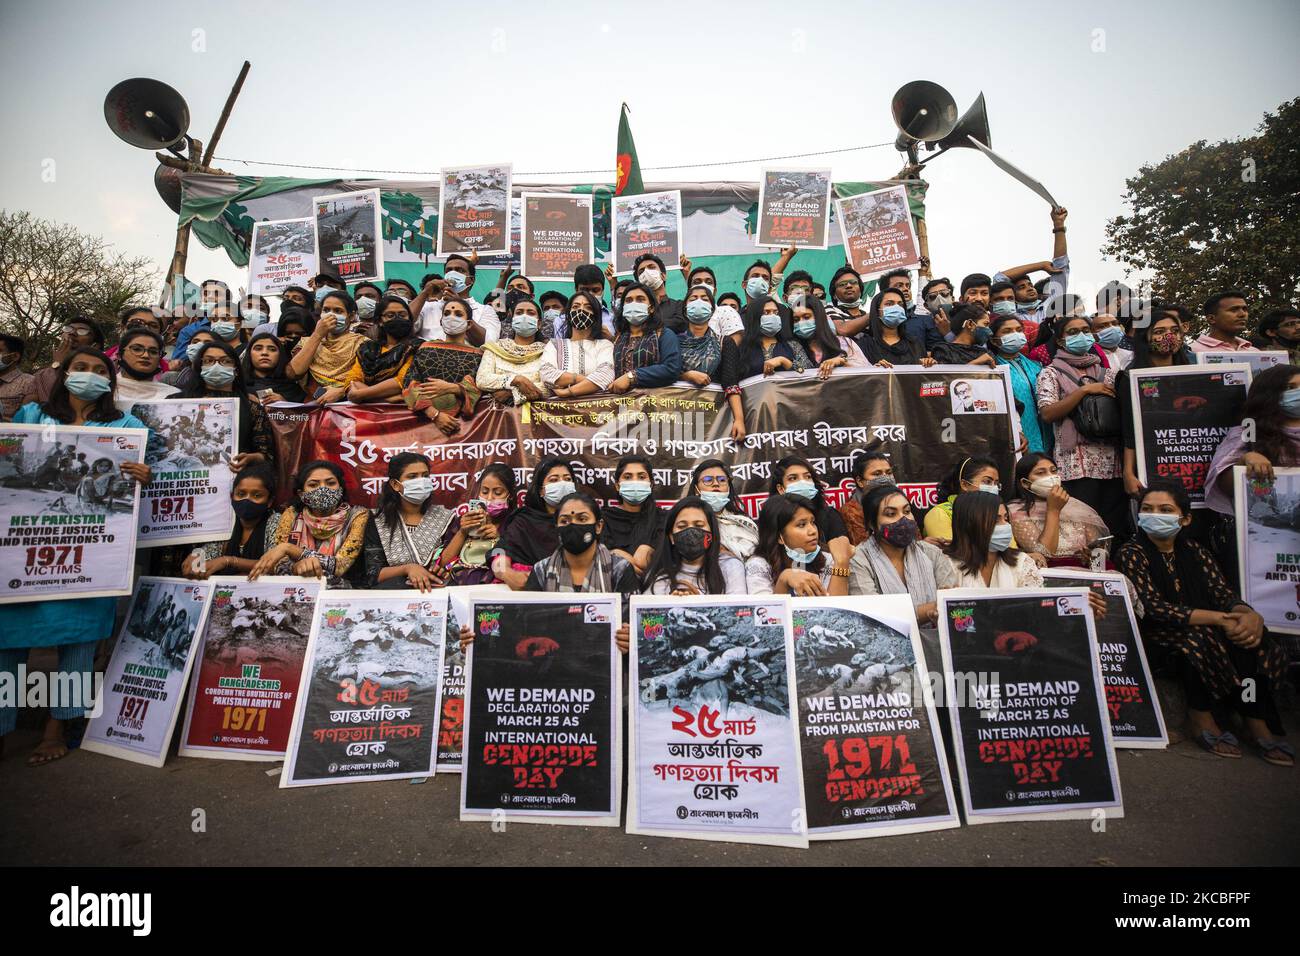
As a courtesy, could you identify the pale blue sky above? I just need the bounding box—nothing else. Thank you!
[2,0,1297,302]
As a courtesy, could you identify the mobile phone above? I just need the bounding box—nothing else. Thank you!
[466,498,486,512]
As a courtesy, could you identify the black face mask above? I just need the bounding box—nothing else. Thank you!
[558,523,597,554]
[232,498,270,522]
[381,319,413,340]
[673,526,711,561]
[569,309,596,331]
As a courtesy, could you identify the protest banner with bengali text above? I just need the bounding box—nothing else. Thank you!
[937,588,1123,823]
[755,168,832,249]
[628,595,808,847]
[0,423,146,603]
[82,577,215,767]
[438,164,512,257]
[1130,364,1251,507]
[460,594,620,825]
[790,594,959,839]
[1235,465,1300,639]
[611,189,682,275]
[835,184,922,279]
[313,188,384,284]
[281,591,447,786]
[1041,570,1168,748]
[248,217,316,296]
[132,397,238,548]
[179,576,322,761]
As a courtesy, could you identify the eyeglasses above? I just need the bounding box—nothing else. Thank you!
[124,344,161,357]
[698,475,729,487]
[201,358,236,368]
[63,326,94,337]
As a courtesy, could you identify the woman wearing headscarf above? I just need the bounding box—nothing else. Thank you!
[240,332,307,405]
[285,290,366,397]
[250,460,369,588]
[317,295,423,405]
[3,348,153,764]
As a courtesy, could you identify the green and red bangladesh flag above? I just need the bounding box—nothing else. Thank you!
[615,103,644,197]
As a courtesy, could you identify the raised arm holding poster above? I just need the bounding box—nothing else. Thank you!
[281,591,447,787]
[438,584,510,773]
[521,193,594,282]
[628,595,808,847]
[1235,465,1300,638]
[834,184,922,279]
[312,188,384,284]
[248,217,317,297]
[791,594,959,840]
[178,576,322,761]
[1129,364,1251,507]
[937,588,1123,823]
[132,397,238,548]
[1040,570,1168,748]
[611,189,682,275]
[460,594,620,825]
[81,577,215,767]
[755,168,832,250]
[438,163,512,257]
[0,422,146,603]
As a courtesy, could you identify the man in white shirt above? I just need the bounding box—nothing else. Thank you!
[411,253,500,344]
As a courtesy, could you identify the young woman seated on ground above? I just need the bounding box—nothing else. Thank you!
[744,494,851,596]
[643,497,748,595]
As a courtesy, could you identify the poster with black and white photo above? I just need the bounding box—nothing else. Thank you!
[0,422,146,603]
[281,591,447,787]
[1130,364,1251,507]
[132,397,238,547]
[1193,350,1288,375]
[438,163,512,257]
[611,189,682,276]
[937,588,1123,823]
[460,594,620,825]
[437,585,509,772]
[1041,570,1168,748]
[521,193,594,281]
[312,188,384,284]
[1235,465,1300,636]
[791,595,959,839]
[755,168,832,250]
[81,577,214,767]
[178,577,322,761]
[628,595,808,847]
[248,217,317,296]
[835,184,922,279]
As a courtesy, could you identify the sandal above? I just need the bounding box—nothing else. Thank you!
[1250,738,1295,768]
[1195,729,1242,758]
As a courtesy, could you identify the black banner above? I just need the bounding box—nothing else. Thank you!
[792,597,958,837]
[1130,366,1250,506]
[939,589,1122,820]
[461,597,618,821]
[1041,571,1168,747]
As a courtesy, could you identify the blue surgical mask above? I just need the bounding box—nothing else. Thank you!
[1281,387,1300,418]
[511,313,539,338]
[793,319,816,338]
[210,321,237,340]
[783,479,817,500]
[1096,325,1125,349]
[622,302,650,326]
[881,305,907,328]
[685,300,713,323]
[200,363,236,387]
[445,270,468,292]
[314,286,331,303]
[619,480,652,504]
[996,331,1027,354]
[990,300,1017,317]
[1137,512,1183,540]
[543,308,563,325]
[759,314,783,336]
[972,325,993,345]
[332,314,349,334]
[746,277,770,298]
[785,544,820,566]
[65,371,112,400]
[1064,331,1096,355]
[701,491,731,513]
[976,482,1002,495]
[186,341,207,362]
[989,523,1014,552]
[1015,299,1039,314]
[542,480,575,506]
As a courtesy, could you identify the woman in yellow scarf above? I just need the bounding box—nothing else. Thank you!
[286,290,366,397]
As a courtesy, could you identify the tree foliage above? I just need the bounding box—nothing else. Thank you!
[1103,98,1299,325]
[0,210,158,369]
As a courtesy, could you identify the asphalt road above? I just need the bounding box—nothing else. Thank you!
[3,677,1296,867]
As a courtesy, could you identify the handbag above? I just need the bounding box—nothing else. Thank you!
[1055,365,1120,441]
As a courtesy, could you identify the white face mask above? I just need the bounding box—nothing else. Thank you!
[638,267,664,290]
[1028,475,1061,497]
[442,314,469,335]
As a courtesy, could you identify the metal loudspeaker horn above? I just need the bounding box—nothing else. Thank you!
[890,81,958,155]
[928,92,992,156]
[104,78,191,150]
[154,164,184,214]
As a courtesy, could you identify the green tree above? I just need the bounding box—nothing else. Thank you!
[0,210,158,369]
[1103,98,1299,327]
